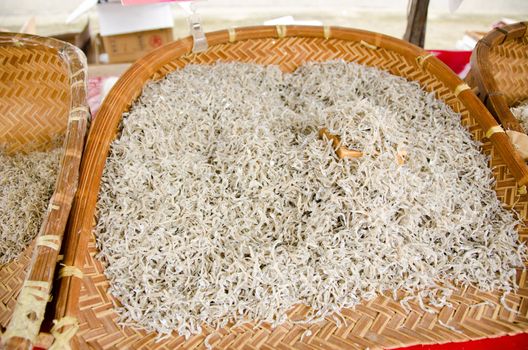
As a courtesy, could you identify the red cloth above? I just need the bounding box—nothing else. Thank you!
[398,333,528,350]
[429,50,472,77]
[35,332,528,350]
[87,76,104,116]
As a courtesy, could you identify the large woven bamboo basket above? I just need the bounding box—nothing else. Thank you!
[467,22,528,132]
[51,26,528,350]
[0,33,89,349]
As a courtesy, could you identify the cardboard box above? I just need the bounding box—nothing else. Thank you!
[102,27,173,63]
[67,1,174,63]
[51,21,91,51]
[97,2,174,63]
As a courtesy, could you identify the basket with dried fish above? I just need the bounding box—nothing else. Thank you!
[52,26,528,349]
[0,33,89,349]
[467,22,528,160]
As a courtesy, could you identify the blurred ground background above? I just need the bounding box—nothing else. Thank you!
[1,0,527,49]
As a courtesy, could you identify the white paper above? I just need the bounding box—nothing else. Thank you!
[264,16,322,26]
[98,3,173,36]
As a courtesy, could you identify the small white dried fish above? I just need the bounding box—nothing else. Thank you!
[511,100,528,132]
[96,61,525,339]
[0,145,61,264]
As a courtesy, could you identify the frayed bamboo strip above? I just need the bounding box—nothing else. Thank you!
[454,83,471,97]
[35,235,61,251]
[1,281,49,344]
[58,266,83,279]
[486,125,505,139]
[49,317,79,350]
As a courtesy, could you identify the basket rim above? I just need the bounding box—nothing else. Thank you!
[52,25,528,349]
[469,21,528,132]
[1,32,90,349]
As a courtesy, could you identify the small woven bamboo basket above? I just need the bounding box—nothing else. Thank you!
[467,22,528,132]
[52,26,528,350]
[0,33,89,349]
